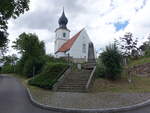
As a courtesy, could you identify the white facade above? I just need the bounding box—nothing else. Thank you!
[68,30,91,61]
[55,28,70,53]
[55,29,94,62]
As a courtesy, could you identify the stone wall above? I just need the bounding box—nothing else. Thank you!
[129,63,150,77]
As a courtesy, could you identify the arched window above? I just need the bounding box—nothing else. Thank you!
[63,33,66,37]
[82,44,86,53]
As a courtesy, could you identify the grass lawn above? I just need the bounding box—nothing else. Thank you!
[93,57,150,93]
[128,57,150,67]
[92,75,150,93]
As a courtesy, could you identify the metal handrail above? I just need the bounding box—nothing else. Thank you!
[86,66,96,90]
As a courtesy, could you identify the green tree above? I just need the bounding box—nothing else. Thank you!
[0,31,9,56]
[13,33,46,77]
[0,54,18,73]
[101,44,123,80]
[13,33,45,56]
[0,0,29,56]
[0,54,18,65]
[139,36,150,57]
[0,0,29,31]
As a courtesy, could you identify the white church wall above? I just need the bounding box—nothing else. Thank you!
[69,30,91,62]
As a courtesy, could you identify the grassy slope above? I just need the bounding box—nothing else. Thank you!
[128,57,150,67]
[28,63,68,89]
[93,76,150,93]
[93,57,150,93]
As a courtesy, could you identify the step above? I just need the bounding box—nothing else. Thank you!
[57,89,87,92]
[66,74,90,76]
[64,78,89,80]
[66,74,89,76]
[62,84,87,87]
[62,81,88,84]
[57,87,85,90]
[62,82,87,85]
[58,86,85,89]
[69,71,91,74]
[64,77,89,80]
[54,68,93,92]
[64,79,89,81]
[57,87,85,91]
[62,81,87,83]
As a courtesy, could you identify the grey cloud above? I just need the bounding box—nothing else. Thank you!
[12,0,87,31]
[13,9,58,30]
[50,0,86,13]
[135,0,147,12]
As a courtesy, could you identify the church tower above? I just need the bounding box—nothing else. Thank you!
[55,9,70,53]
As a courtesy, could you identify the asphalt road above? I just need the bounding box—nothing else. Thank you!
[1,74,150,113]
[0,75,59,113]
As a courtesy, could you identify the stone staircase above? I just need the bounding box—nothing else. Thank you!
[83,62,96,70]
[54,70,92,92]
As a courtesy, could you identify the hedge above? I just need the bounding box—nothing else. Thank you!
[1,64,14,73]
[28,62,68,89]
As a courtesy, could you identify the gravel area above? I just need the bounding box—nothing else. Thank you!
[29,90,150,109]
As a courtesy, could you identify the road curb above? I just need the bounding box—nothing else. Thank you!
[26,87,150,113]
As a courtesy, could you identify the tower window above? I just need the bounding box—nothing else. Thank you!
[63,33,66,37]
[82,44,86,53]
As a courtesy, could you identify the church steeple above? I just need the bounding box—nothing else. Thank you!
[55,8,70,53]
[58,8,68,29]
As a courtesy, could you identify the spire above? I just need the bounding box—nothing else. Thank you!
[63,6,64,13]
[58,8,68,29]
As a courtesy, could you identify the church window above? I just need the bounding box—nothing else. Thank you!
[63,33,66,37]
[82,44,86,53]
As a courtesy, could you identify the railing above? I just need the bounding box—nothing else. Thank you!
[85,66,96,91]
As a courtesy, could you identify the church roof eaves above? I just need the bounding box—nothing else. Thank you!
[56,28,84,53]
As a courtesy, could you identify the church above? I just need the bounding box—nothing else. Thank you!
[54,10,96,63]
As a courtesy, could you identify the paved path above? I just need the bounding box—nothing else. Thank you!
[0,75,58,113]
[122,106,150,113]
[1,74,150,113]
[35,91,150,109]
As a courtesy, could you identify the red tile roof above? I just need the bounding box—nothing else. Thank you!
[56,29,84,53]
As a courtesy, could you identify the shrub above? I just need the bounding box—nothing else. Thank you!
[95,59,106,78]
[15,59,24,74]
[23,58,35,77]
[28,62,68,89]
[101,44,123,80]
[43,55,67,63]
[145,48,150,57]
[1,64,14,73]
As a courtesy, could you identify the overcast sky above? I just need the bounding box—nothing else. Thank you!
[7,0,150,55]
